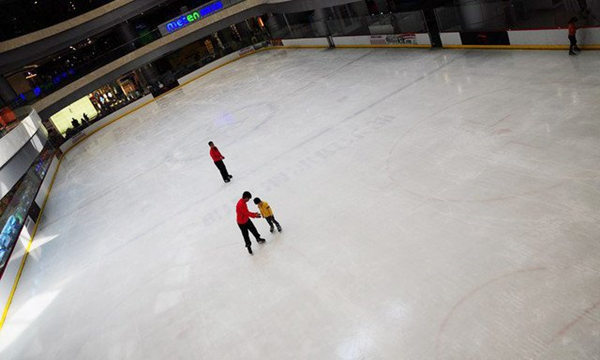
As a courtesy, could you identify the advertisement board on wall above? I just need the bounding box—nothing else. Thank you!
[370,33,417,45]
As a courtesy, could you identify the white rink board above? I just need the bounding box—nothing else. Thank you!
[333,33,431,46]
[281,37,329,47]
[442,28,600,47]
[508,27,600,46]
[441,32,462,45]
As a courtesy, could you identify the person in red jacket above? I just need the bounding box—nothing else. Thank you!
[209,141,232,183]
[568,17,580,55]
[237,191,265,255]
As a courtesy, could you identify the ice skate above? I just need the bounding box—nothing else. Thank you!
[257,238,266,243]
[247,246,253,255]
[269,227,274,233]
[277,225,282,232]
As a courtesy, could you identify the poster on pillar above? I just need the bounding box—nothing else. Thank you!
[370,33,417,45]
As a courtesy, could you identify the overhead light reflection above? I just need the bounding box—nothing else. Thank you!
[0,291,60,352]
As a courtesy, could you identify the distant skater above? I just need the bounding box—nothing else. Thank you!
[237,191,265,255]
[209,141,232,183]
[254,197,282,233]
[568,17,581,55]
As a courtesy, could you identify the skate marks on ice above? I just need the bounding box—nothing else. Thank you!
[551,298,600,344]
[435,267,547,359]
[197,115,395,229]
[384,85,600,204]
[435,266,600,359]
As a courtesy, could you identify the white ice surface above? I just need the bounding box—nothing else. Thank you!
[1,48,600,359]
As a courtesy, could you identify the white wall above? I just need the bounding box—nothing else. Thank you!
[440,32,462,46]
[442,27,600,47]
[509,27,600,46]
[578,27,600,45]
[281,38,330,47]
[508,29,567,45]
[333,35,371,46]
[415,33,432,45]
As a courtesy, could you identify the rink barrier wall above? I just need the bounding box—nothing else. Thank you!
[0,155,60,328]
[2,37,599,329]
[333,34,431,48]
[281,38,330,48]
[441,27,600,49]
[277,35,432,48]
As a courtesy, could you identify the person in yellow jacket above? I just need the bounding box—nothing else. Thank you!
[253,197,282,233]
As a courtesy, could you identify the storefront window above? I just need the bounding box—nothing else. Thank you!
[49,96,99,136]
[49,71,148,139]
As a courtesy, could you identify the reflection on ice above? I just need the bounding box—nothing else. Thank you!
[0,290,59,353]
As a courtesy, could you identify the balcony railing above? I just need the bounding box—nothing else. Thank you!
[8,0,248,110]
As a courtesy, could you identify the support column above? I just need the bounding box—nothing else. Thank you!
[423,8,442,48]
[311,8,330,37]
[266,14,283,38]
[118,21,138,51]
[0,75,17,106]
[140,64,160,85]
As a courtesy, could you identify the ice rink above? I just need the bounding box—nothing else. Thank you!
[1,48,600,359]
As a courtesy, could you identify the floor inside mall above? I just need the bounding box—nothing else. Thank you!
[1,48,599,359]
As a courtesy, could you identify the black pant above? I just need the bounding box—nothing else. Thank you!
[214,160,230,181]
[569,35,579,53]
[266,216,281,231]
[238,220,261,248]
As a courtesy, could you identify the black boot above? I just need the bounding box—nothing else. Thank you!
[257,238,266,243]
[269,227,274,233]
[247,246,253,255]
[277,225,282,232]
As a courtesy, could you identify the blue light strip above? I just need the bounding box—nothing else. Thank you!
[163,1,224,34]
